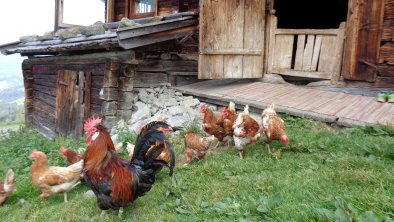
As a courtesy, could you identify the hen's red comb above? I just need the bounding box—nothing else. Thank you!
[84,116,102,132]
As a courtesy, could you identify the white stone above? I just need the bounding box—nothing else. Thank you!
[164,98,179,107]
[146,88,156,94]
[180,98,200,108]
[130,101,151,123]
[167,106,187,116]
[166,116,190,128]
[84,190,95,198]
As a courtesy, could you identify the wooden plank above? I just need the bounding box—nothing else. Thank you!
[32,84,56,96]
[272,35,294,69]
[243,0,265,78]
[101,87,118,101]
[331,22,346,83]
[200,49,261,55]
[134,72,169,87]
[103,70,119,87]
[271,68,331,79]
[379,42,394,64]
[302,35,315,71]
[106,0,115,22]
[84,72,92,124]
[199,0,226,79]
[342,0,360,79]
[342,0,384,81]
[310,35,322,71]
[294,35,305,71]
[375,77,394,88]
[117,17,197,39]
[275,28,340,35]
[318,36,337,74]
[55,70,79,137]
[118,25,197,49]
[125,0,129,18]
[223,0,244,78]
[377,64,394,77]
[6,38,119,55]
[33,91,56,107]
[32,99,56,118]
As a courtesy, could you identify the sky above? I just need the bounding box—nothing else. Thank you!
[0,0,105,90]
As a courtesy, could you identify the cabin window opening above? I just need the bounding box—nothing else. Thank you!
[135,0,155,13]
[274,0,348,29]
[55,0,105,30]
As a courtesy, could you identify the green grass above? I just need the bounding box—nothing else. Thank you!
[0,117,393,222]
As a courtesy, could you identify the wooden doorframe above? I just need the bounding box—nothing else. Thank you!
[264,0,347,82]
[341,0,386,82]
[266,15,346,82]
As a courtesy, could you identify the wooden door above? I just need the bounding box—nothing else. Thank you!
[199,0,266,79]
[342,0,385,82]
[55,70,91,139]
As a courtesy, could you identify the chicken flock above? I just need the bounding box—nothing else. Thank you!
[1,102,289,219]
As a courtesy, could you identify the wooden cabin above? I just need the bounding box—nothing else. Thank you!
[0,0,393,138]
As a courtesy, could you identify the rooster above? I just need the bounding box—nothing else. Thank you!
[138,121,176,175]
[82,116,175,218]
[261,103,289,154]
[29,150,83,202]
[200,104,225,141]
[183,131,218,166]
[232,105,261,158]
[0,169,16,206]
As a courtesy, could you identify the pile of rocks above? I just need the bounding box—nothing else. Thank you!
[111,83,219,137]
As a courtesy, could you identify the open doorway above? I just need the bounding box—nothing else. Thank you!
[266,0,349,82]
[274,0,348,29]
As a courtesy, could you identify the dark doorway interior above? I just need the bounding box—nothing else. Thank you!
[274,0,348,29]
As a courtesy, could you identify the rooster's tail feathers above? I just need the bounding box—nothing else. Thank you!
[166,140,175,176]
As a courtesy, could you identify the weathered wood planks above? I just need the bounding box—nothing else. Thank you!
[199,0,265,79]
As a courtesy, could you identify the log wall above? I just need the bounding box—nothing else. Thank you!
[22,59,106,138]
[377,0,394,87]
[22,49,200,138]
[117,50,199,120]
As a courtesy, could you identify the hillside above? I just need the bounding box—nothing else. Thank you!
[0,54,25,123]
[0,118,393,221]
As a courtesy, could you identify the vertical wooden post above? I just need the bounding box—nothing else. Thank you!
[266,16,277,74]
[102,60,120,129]
[106,0,115,22]
[125,0,130,18]
[22,61,33,127]
[331,22,346,84]
[54,0,64,31]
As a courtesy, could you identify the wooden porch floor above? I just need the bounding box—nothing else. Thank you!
[174,80,394,127]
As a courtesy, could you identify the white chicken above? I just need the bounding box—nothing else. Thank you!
[232,105,261,158]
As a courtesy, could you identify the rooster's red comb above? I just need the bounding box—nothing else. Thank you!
[84,116,102,132]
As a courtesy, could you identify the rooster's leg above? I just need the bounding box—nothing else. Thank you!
[64,192,68,203]
[100,210,107,218]
[117,207,124,219]
[238,150,244,159]
[266,144,272,155]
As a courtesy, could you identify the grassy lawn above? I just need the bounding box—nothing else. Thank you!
[0,116,393,221]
